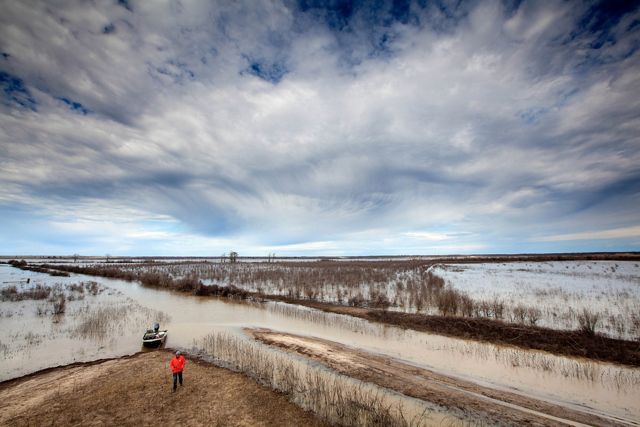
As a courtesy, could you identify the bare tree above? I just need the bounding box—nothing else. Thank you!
[73,253,79,263]
[229,251,238,263]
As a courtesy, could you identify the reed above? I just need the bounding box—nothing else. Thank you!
[197,332,443,427]
[577,308,600,336]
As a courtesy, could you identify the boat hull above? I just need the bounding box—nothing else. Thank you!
[142,330,167,348]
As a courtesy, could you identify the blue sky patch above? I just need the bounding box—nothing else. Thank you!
[103,23,116,34]
[117,0,132,12]
[244,59,288,83]
[0,70,36,111]
[58,97,90,115]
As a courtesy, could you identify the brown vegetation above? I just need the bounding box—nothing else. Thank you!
[578,308,600,336]
[279,299,640,367]
[198,332,428,426]
[1,284,51,301]
[38,264,250,299]
[51,293,66,314]
[8,259,69,276]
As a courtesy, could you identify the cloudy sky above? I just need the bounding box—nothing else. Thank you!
[1,0,639,256]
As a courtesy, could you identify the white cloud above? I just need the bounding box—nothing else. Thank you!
[404,232,451,241]
[0,1,639,255]
[535,226,640,242]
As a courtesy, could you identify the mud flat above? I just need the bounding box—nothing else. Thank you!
[0,350,326,427]
[249,328,637,427]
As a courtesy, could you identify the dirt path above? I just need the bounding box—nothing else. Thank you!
[0,350,327,427]
[249,328,636,427]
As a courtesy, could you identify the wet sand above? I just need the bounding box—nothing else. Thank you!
[249,328,636,427]
[0,350,327,427]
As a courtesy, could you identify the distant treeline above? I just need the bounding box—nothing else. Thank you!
[36,263,249,299]
[7,259,70,277]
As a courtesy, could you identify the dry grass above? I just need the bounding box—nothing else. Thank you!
[51,293,66,314]
[578,308,600,336]
[73,303,170,340]
[1,284,51,301]
[197,332,433,427]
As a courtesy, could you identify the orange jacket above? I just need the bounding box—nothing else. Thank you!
[170,355,185,373]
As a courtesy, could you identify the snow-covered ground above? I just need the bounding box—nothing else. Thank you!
[432,261,640,339]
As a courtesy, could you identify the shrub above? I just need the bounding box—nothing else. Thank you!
[426,272,445,292]
[513,305,527,324]
[85,281,100,295]
[527,307,542,326]
[459,294,475,317]
[68,283,85,293]
[436,287,460,316]
[577,308,600,336]
[492,298,505,319]
[49,270,70,277]
[52,294,66,315]
[193,283,249,299]
[8,259,27,268]
[478,300,491,318]
[1,286,18,301]
[1,285,51,302]
[175,276,199,292]
[369,291,391,310]
[348,294,366,307]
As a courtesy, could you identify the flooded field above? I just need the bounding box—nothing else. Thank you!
[33,257,640,339]
[434,261,640,339]
[1,262,639,424]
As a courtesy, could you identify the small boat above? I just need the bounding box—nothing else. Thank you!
[143,323,168,347]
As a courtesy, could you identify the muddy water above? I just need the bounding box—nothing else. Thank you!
[1,265,639,423]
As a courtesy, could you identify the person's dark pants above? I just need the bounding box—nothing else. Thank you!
[172,371,183,391]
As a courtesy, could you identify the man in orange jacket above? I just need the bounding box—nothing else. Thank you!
[170,350,186,392]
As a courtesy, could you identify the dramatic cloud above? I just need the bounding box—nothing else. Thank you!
[1,0,639,255]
